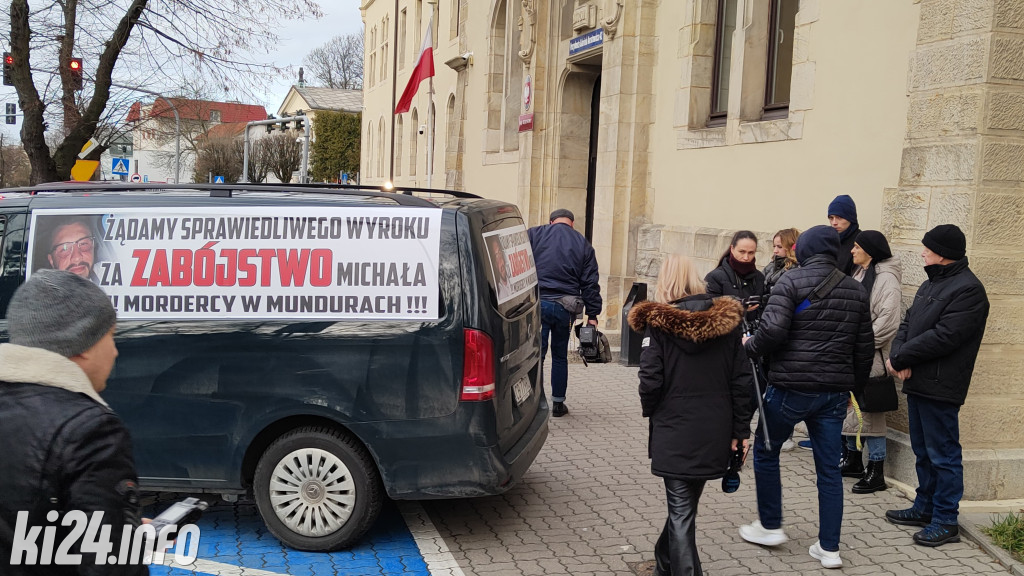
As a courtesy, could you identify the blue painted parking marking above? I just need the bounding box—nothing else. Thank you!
[148,500,430,575]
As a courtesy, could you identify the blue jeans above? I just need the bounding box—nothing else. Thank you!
[907,395,963,525]
[843,435,887,461]
[540,300,572,402]
[753,386,847,552]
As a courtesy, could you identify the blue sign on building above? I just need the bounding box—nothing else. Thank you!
[569,29,604,56]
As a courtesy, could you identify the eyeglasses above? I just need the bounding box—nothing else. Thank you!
[51,236,96,259]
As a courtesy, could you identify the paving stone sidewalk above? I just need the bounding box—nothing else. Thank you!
[425,362,1009,576]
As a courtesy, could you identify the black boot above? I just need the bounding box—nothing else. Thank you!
[852,460,887,494]
[839,448,865,478]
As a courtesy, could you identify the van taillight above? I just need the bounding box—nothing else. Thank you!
[461,328,495,401]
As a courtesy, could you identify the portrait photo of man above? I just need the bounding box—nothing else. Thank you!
[33,215,104,283]
[486,235,513,302]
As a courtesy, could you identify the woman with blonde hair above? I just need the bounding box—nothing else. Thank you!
[763,228,800,295]
[630,253,753,576]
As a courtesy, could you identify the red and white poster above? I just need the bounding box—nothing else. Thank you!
[482,225,537,305]
[28,206,443,320]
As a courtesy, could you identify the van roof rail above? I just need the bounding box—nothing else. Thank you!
[7,181,482,205]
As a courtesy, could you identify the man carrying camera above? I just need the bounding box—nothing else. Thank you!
[528,209,602,417]
[737,225,873,569]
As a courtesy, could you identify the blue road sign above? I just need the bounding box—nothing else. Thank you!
[342,172,349,184]
[111,158,129,176]
[214,175,225,183]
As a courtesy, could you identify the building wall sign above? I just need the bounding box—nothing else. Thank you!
[523,75,533,111]
[519,114,534,132]
[569,28,604,56]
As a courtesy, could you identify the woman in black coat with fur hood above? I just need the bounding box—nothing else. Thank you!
[628,254,754,576]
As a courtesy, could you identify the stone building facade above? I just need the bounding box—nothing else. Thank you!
[361,0,1024,500]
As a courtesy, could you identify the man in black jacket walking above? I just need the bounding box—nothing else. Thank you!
[0,270,147,576]
[737,225,873,569]
[884,224,989,547]
[528,209,602,417]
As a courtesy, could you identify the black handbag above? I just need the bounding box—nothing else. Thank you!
[855,351,899,413]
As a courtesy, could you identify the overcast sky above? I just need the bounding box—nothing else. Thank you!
[261,0,365,110]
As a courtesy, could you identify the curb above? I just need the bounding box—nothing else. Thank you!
[959,513,1024,576]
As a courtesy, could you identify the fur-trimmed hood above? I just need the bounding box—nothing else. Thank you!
[0,343,108,407]
[628,295,744,344]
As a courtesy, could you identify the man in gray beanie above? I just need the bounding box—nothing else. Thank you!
[884,224,989,548]
[0,270,147,575]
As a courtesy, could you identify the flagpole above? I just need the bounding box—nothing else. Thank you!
[427,75,434,188]
[389,0,399,183]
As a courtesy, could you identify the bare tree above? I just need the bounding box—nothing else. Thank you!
[241,137,272,183]
[6,0,323,184]
[263,132,303,183]
[303,32,364,90]
[194,135,242,183]
[0,134,31,187]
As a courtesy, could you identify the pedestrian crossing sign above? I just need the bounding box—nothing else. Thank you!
[111,158,129,175]
[214,175,225,183]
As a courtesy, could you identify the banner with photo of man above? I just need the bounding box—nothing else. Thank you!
[27,207,443,321]
[482,225,538,305]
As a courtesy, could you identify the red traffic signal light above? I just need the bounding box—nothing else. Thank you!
[67,57,83,90]
[3,52,12,86]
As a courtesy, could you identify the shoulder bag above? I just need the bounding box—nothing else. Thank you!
[854,350,899,413]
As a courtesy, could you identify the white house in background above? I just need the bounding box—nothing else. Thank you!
[277,86,363,126]
[127,98,267,183]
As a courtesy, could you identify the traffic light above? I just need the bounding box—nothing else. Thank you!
[5,103,15,125]
[67,57,83,90]
[265,114,275,133]
[3,52,13,86]
[292,115,305,131]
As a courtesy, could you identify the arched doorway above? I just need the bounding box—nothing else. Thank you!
[555,67,601,242]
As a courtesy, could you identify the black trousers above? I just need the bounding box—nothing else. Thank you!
[655,477,707,576]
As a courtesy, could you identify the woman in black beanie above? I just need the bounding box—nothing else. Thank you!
[838,230,902,493]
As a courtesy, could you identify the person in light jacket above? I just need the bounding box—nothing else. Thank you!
[838,231,902,494]
[629,254,753,576]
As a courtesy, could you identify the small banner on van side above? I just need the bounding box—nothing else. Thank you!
[27,207,443,321]
[482,225,538,304]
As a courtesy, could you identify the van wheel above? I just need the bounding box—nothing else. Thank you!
[253,426,382,551]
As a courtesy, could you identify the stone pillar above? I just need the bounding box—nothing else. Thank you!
[884,0,1024,500]
[593,0,657,340]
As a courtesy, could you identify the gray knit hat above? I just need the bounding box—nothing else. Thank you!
[8,269,116,357]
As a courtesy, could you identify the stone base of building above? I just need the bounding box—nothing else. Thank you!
[886,428,1024,502]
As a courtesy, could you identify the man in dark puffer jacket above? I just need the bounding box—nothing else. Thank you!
[883,224,989,547]
[737,225,873,569]
[0,270,147,576]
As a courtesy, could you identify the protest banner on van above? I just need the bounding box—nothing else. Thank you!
[28,207,443,320]
[482,225,538,304]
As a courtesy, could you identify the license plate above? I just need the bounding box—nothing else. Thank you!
[512,378,532,406]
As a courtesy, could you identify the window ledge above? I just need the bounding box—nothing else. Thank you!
[675,126,728,150]
[482,149,520,165]
[737,111,804,144]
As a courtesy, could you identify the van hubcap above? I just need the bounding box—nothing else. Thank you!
[269,448,356,537]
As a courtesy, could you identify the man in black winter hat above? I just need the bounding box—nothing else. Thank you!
[884,224,989,548]
[0,270,148,575]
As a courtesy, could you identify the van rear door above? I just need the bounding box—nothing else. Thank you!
[458,201,543,454]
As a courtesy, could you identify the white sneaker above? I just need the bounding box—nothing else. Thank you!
[738,521,789,546]
[809,541,842,568]
[780,439,796,451]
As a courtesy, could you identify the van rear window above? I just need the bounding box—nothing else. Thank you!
[481,221,537,316]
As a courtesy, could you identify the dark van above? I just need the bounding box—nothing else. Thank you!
[0,183,547,551]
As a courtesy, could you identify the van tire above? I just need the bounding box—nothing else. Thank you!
[253,426,382,551]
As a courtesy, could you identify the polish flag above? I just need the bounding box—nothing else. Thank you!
[395,17,435,114]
